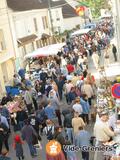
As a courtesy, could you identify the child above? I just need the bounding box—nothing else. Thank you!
[13,135,24,160]
[0,149,11,160]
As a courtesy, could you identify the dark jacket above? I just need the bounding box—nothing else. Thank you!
[0,122,9,141]
[15,143,24,157]
[28,116,40,132]
[0,108,10,120]
[64,113,73,128]
[112,46,117,54]
[21,125,37,144]
[16,110,28,123]
[62,109,71,117]
[36,109,47,124]
[54,132,66,147]
[67,91,76,103]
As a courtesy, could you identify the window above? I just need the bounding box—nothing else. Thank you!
[56,10,59,18]
[56,11,60,21]
[42,16,48,29]
[0,30,6,51]
[33,18,38,32]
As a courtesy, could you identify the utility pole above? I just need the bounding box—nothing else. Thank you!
[48,0,54,35]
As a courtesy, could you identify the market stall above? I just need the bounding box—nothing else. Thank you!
[95,68,120,159]
[7,96,23,113]
[24,43,65,59]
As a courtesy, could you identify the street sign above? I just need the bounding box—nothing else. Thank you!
[111,83,120,99]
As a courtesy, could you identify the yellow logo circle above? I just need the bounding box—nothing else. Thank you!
[46,140,61,156]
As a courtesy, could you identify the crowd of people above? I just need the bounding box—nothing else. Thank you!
[0,18,119,160]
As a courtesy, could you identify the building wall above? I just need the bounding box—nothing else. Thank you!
[63,17,84,31]
[8,9,52,69]
[0,0,15,95]
[8,8,64,69]
[12,9,50,38]
[51,8,64,33]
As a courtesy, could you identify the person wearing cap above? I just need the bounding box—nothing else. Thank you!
[94,111,115,160]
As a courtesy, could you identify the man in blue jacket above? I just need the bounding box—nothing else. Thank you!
[80,94,90,124]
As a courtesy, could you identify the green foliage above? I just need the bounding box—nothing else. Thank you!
[77,0,110,18]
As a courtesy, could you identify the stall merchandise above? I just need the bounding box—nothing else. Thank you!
[7,96,23,113]
[96,72,120,159]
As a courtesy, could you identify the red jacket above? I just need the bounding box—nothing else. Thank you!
[66,64,74,73]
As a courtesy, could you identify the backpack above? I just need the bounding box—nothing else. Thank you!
[46,126,53,140]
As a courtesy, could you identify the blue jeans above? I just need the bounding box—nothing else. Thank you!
[19,121,24,130]
[66,128,73,143]
[28,143,37,156]
[67,151,78,160]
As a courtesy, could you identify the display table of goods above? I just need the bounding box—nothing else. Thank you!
[97,79,115,111]
[7,96,23,113]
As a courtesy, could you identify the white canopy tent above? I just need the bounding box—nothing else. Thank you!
[24,43,65,59]
[71,28,92,37]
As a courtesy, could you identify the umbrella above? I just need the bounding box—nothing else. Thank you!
[24,43,65,59]
[71,28,91,36]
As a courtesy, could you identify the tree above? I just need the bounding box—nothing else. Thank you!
[77,0,111,18]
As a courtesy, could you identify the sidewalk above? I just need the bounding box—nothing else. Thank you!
[88,48,120,80]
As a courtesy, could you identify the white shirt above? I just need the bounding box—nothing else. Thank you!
[72,103,83,115]
[66,75,73,81]
[108,113,117,130]
[43,125,54,135]
[94,120,114,142]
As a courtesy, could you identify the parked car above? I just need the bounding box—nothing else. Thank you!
[84,23,96,29]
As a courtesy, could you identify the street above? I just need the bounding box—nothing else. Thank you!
[7,52,120,160]
[0,1,120,160]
